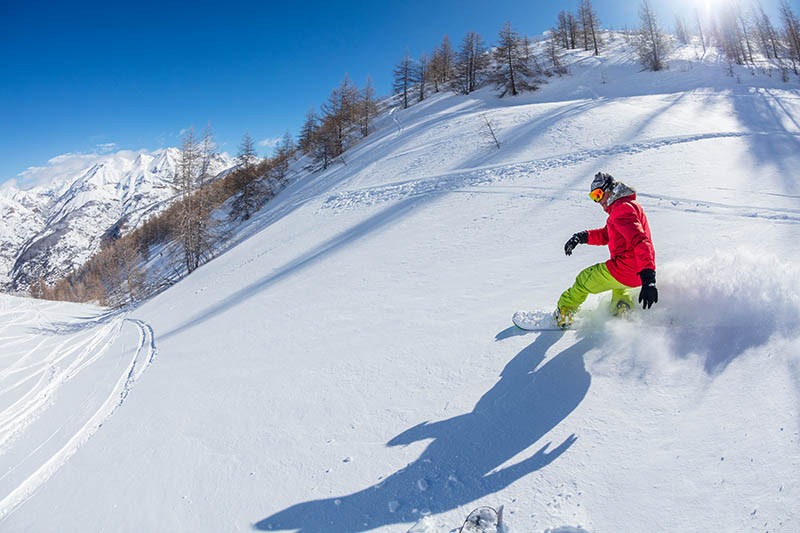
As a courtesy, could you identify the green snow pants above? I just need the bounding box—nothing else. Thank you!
[558,262,635,313]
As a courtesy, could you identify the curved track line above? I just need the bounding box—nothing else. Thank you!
[0,321,123,450]
[0,317,157,520]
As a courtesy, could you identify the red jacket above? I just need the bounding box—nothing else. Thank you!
[587,193,656,287]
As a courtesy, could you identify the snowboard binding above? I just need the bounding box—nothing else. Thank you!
[554,307,574,329]
[613,300,632,320]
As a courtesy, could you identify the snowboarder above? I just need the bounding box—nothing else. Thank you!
[555,172,658,328]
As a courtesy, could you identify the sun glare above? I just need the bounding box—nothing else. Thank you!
[701,0,730,13]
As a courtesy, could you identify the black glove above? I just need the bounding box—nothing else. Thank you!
[638,269,658,309]
[564,231,588,256]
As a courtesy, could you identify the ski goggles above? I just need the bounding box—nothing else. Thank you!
[589,188,605,202]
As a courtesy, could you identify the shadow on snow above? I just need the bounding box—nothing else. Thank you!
[26,308,123,336]
[254,331,593,532]
[158,196,422,341]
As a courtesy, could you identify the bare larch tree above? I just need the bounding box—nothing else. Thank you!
[490,21,538,97]
[360,75,379,137]
[580,0,602,55]
[454,31,489,94]
[298,106,319,154]
[393,49,414,109]
[636,0,670,71]
[780,0,800,73]
[230,132,263,221]
[414,53,429,102]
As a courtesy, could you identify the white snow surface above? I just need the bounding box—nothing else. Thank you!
[1,40,800,532]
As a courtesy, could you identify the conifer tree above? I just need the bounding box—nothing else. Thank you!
[557,11,570,49]
[752,4,780,59]
[322,74,361,156]
[298,107,319,153]
[311,117,337,170]
[580,2,591,51]
[675,15,690,45]
[414,53,429,102]
[278,131,296,158]
[580,0,602,55]
[269,132,295,191]
[189,124,217,269]
[567,12,579,49]
[360,75,379,137]
[429,49,442,93]
[696,8,707,55]
[719,6,742,64]
[115,237,145,305]
[780,0,800,73]
[393,49,414,109]
[737,4,755,64]
[172,127,208,272]
[548,27,567,73]
[521,34,541,74]
[434,35,455,89]
[230,132,263,221]
[636,0,670,71]
[454,31,489,94]
[490,21,538,97]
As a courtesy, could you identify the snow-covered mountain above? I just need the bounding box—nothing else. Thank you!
[0,148,234,291]
[1,36,799,532]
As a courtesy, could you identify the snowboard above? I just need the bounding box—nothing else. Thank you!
[512,310,567,331]
[460,505,504,533]
[513,308,691,332]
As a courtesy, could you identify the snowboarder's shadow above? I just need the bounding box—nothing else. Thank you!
[254,332,592,532]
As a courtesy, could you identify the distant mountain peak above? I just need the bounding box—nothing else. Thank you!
[0,147,235,291]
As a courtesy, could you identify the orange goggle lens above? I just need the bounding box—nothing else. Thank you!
[589,188,604,202]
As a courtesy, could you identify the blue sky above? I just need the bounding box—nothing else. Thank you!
[0,0,787,186]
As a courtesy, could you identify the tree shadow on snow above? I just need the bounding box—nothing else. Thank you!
[159,197,422,342]
[728,87,800,193]
[253,331,592,532]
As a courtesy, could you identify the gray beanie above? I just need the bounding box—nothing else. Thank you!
[590,172,615,192]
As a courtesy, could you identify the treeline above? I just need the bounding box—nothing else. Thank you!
[296,74,380,170]
[553,1,602,56]
[551,0,669,72]
[630,0,800,73]
[31,127,296,307]
[391,23,552,104]
[698,0,800,73]
[554,0,800,75]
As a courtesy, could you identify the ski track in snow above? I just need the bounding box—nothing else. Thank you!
[321,131,800,221]
[118,319,157,405]
[0,301,157,520]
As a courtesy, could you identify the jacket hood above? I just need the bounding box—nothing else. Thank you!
[604,182,636,212]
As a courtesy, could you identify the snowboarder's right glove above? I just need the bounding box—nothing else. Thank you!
[638,269,658,309]
[564,231,588,256]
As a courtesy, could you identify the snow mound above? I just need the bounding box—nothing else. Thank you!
[582,249,800,375]
[658,249,800,334]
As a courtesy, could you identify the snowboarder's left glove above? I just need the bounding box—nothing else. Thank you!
[638,269,658,309]
[564,231,588,256]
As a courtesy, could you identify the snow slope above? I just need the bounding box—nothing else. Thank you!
[0,295,155,519]
[1,39,800,532]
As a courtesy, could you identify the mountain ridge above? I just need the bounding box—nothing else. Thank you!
[0,147,234,291]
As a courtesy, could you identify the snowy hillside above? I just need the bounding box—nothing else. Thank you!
[1,38,800,532]
[0,148,234,291]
